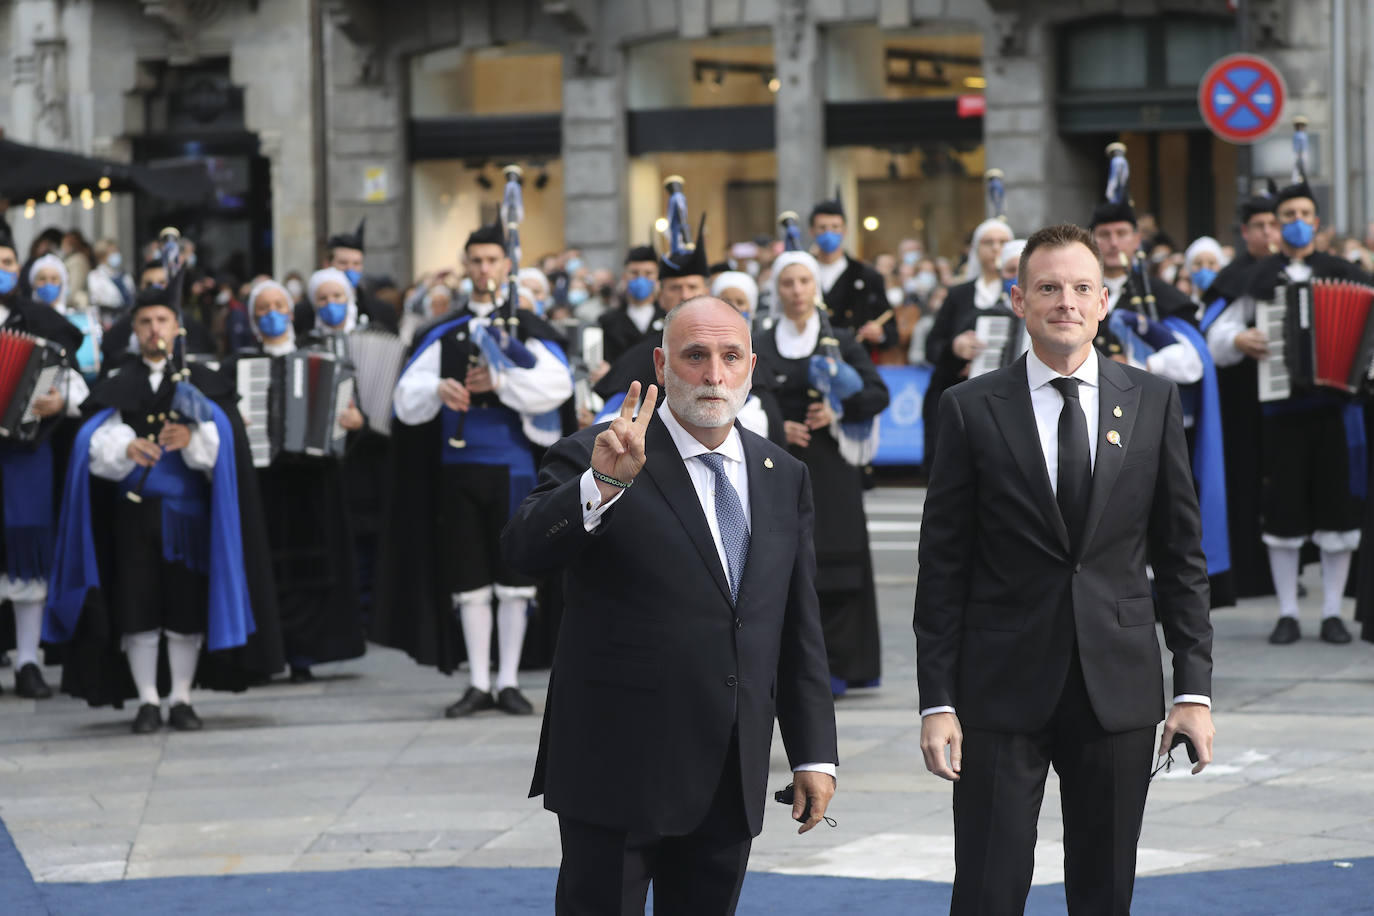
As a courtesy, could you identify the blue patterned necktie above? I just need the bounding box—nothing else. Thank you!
[697,452,751,603]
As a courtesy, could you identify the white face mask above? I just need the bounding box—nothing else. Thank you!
[105,252,123,272]
[285,279,304,300]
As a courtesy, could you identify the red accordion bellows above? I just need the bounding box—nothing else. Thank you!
[1312,279,1374,393]
[0,330,40,419]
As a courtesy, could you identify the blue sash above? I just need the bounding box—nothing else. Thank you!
[1163,318,1230,577]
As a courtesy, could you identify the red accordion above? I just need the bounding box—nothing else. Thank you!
[0,329,66,440]
[1255,279,1374,402]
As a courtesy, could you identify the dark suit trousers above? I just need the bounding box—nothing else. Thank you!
[950,652,1155,916]
[555,733,752,916]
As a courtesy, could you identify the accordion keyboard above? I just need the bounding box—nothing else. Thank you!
[1255,300,1291,402]
[236,357,273,467]
[970,315,1013,379]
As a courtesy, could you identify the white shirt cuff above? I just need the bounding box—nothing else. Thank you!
[920,706,956,718]
[579,468,625,532]
[793,762,836,779]
[1172,694,1211,707]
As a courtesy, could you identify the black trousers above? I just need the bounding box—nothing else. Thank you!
[113,499,209,636]
[436,464,535,594]
[554,736,752,916]
[950,653,1155,916]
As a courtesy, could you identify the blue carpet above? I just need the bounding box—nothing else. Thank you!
[4,816,1373,915]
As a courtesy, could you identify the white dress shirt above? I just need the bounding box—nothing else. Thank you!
[625,302,657,335]
[1207,260,1311,368]
[1104,274,1204,385]
[921,346,1209,716]
[816,256,847,294]
[579,403,836,779]
[88,357,220,480]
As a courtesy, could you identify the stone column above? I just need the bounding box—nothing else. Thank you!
[773,0,824,216]
[231,0,319,277]
[562,71,625,271]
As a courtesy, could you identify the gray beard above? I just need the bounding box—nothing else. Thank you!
[663,363,750,429]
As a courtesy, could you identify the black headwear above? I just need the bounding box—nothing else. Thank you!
[464,220,505,251]
[131,229,185,320]
[1089,142,1137,228]
[0,219,15,256]
[625,246,657,265]
[659,213,708,280]
[1238,180,1278,224]
[808,185,845,224]
[327,218,366,253]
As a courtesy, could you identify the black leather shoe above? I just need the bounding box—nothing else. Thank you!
[1268,616,1301,645]
[496,686,534,715]
[289,666,315,684]
[444,686,496,718]
[132,704,162,734]
[15,663,52,699]
[167,703,203,731]
[0,651,11,668]
[1320,616,1353,645]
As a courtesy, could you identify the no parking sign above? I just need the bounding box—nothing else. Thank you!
[1198,53,1287,143]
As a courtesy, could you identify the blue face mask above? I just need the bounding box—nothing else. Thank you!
[626,276,655,302]
[902,250,921,266]
[568,288,589,306]
[257,310,291,339]
[1190,267,1217,292]
[1002,277,1017,297]
[319,302,348,327]
[0,269,15,296]
[565,258,583,274]
[344,268,363,288]
[815,231,844,255]
[34,283,62,304]
[1281,218,1315,249]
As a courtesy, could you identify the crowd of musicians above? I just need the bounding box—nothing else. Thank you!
[0,136,1372,733]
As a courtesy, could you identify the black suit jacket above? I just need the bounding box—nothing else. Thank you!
[598,305,664,365]
[502,415,837,837]
[914,353,1212,734]
[824,256,897,350]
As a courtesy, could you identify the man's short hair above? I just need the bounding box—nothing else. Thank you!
[1018,224,1104,288]
[661,295,751,350]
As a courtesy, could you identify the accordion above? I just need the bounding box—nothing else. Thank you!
[342,329,407,436]
[0,329,67,441]
[236,350,356,467]
[968,312,1026,379]
[1255,280,1374,402]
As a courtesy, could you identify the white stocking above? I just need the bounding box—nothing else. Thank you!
[122,630,162,706]
[494,588,533,692]
[165,631,203,706]
[1319,550,1352,619]
[12,598,44,669]
[1267,545,1301,619]
[456,586,494,692]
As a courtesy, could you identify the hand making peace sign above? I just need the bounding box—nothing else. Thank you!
[590,381,658,500]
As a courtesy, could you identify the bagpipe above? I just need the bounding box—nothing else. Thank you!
[126,227,219,504]
[448,165,541,450]
[778,209,877,464]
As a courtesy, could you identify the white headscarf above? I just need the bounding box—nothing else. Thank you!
[1184,236,1227,270]
[965,218,1014,281]
[711,270,759,314]
[28,253,69,306]
[246,279,295,343]
[1000,239,1027,274]
[766,250,823,318]
[307,266,359,331]
[517,267,550,300]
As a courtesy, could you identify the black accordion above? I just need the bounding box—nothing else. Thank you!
[235,351,356,466]
[1255,279,1374,402]
[968,312,1025,379]
[0,329,67,441]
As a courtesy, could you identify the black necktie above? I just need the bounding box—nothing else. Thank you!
[1049,376,1092,551]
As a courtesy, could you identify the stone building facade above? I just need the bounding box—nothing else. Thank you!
[1,0,1366,282]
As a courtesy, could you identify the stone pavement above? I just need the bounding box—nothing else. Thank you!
[3,487,1374,891]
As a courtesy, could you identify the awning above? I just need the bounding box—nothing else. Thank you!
[0,137,213,204]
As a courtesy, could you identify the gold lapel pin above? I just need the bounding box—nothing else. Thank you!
[764,457,774,469]
[1113,405,1123,418]
[1106,430,1122,448]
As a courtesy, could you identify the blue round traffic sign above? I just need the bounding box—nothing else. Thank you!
[1198,53,1287,143]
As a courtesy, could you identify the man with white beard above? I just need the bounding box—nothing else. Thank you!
[503,296,838,915]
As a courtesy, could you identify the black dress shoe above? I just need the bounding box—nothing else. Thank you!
[132,704,163,734]
[1268,616,1301,645]
[444,686,496,718]
[0,651,11,668]
[1320,616,1353,644]
[15,663,52,699]
[289,666,315,684]
[167,703,203,731]
[496,686,534,715]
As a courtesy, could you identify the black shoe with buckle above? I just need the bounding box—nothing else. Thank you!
[1320,616,1352,645]
[496,686,534,715]
[444,686,496,718]
[1268,616,1301,645]
[14,663,52,699]
[132,704,163,734]
[167,703,203,731]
